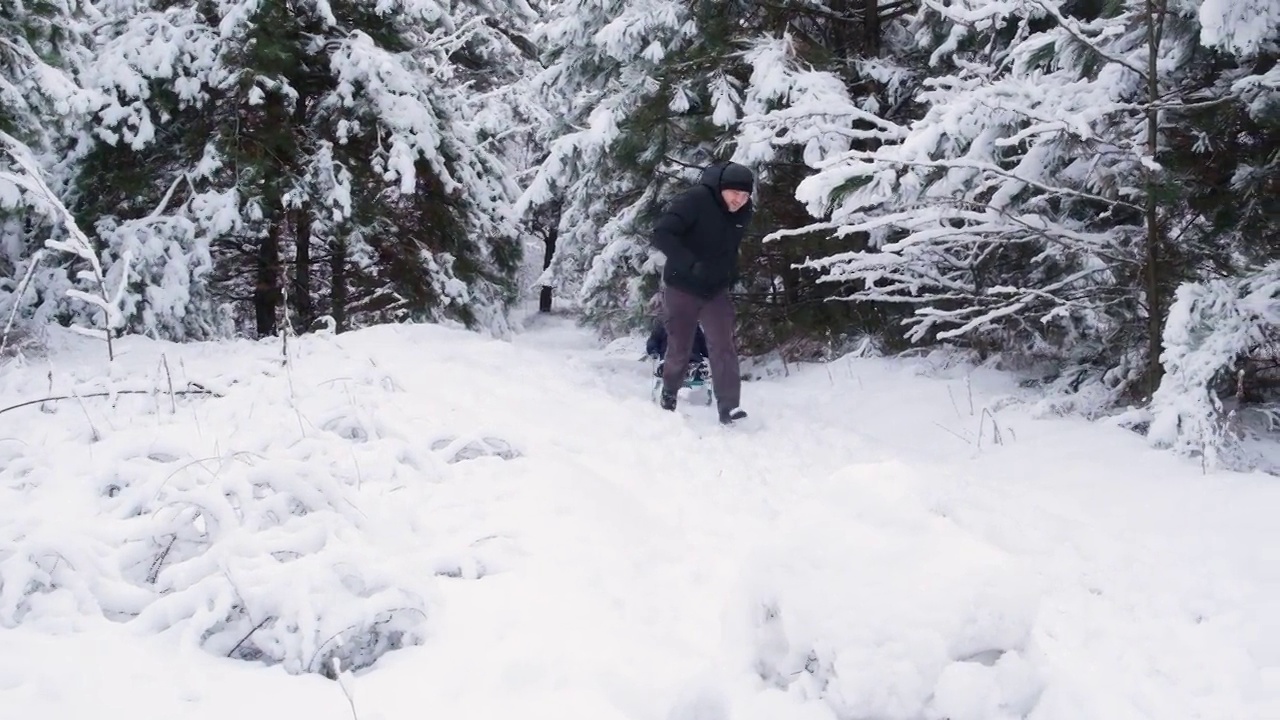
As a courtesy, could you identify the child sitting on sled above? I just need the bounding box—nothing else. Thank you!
[645,320,710,380]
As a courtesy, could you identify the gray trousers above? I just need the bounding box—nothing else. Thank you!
[661,286,741,412]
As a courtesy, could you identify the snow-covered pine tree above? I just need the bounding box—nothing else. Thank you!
[74,0,534,340]
[786,0,1273,399]
[496,0,564,315]
[0,0,95,342]
[515,0,708,334]
[732,1,924,354]
[1144,0,1279,464]
[1170,0,1279,282]
[518,0,895,341]
[1147,263,1280,467]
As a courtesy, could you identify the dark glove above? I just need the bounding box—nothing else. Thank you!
[688,261,708,280]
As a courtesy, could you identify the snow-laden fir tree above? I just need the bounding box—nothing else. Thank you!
[1147,263,1280,466]
[786,0,1278,400]
[1144,0,1280,464]
[518,0,901,340]
[517,0,717,334]
[0,0,98,343]
[73,0,536,340]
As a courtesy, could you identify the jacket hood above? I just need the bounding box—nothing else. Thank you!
[699,163,725,190]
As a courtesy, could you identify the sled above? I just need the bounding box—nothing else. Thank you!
[649,356,714,407]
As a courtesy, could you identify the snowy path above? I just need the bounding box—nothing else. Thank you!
[1,314,1278,720]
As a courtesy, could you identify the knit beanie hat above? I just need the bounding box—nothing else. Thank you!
[719,162,754,192]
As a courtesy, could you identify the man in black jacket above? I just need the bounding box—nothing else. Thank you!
[649,161,754,423]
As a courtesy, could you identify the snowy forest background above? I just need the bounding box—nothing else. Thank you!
[2,0,1278,463]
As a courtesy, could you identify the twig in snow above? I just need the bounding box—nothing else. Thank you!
[180,357,206,439]
[0,249,45,358]
[978,407,1006,450]
[279,280,307,437]
[309,625,358,674]
[227,616,275,658]
[334,656,359,720]
[161,354,176,413]
[71,391,101,442]
[0,388,221,416]
[150,450,260,504]
[350,447,364,490]
[947,386,963,420]
[306,606,429,675]
[933,421,973,445]
[147,534,177,584]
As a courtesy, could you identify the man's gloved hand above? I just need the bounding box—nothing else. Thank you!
[689,260,708,280]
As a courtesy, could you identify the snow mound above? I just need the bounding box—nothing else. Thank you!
[0,328,519,676]
[718,460,1043,720]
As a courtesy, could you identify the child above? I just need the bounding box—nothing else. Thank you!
[646,320,710,378]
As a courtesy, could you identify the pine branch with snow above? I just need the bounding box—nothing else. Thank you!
[779,0,1275,397]
[3,132,128,359]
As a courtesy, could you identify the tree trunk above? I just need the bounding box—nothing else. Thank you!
[331,237,348,333]
[255,222,282,338]
[294,206,314,330]
[864,0,880,56]
[1143,0,1168,396]
[539,223,557,313]
[290,83,314,332]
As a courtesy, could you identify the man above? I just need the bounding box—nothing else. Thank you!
[649,160,754,424]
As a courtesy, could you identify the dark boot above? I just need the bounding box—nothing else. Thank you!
[660,389,678,411]
[719,408,747,424]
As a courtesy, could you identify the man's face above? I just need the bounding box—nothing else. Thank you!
[721,189,750,212]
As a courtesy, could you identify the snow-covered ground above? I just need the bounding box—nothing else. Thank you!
[1,311,1277,720]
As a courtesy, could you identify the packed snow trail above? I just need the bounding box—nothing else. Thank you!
[0,314,1277,720]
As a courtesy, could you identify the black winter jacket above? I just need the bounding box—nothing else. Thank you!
[650,164,754,299]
